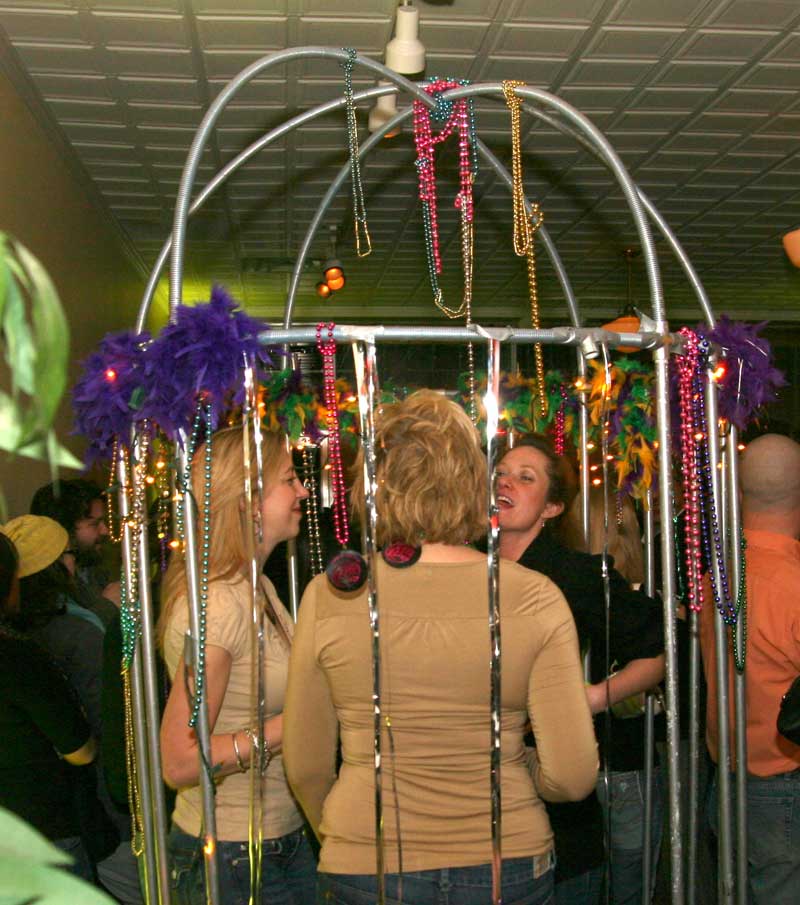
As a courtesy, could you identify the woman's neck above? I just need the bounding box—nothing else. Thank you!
[419,542,484,563]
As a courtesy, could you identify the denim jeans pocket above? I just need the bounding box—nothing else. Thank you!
[168,828,204,905]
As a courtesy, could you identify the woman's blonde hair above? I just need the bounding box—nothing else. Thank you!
[561,486,645,586]
[157,425,287,647]
[351,389,487,547]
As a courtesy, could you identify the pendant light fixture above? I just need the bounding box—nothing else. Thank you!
[368,1,426,137]
[783,227,800,267]
[316,225,346,298]
[603,247,641,353]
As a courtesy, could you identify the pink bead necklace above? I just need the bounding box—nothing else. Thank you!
[677,327,704,612]
[316,322,349,547]
[413,78,478,317]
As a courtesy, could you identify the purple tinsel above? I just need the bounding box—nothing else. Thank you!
[138,285,270,440]
[72,329,150,465]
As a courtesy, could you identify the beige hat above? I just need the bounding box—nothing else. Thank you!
[1,515,69,578]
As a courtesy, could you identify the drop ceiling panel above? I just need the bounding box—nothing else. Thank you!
[0,0,799,321]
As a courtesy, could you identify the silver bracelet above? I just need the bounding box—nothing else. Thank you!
[231,732,247,773]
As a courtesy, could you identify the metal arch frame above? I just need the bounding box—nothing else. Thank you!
[122,46,748,905]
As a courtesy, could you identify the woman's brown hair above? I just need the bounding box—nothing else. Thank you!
[351,389,487,547]
[157,426,287,648]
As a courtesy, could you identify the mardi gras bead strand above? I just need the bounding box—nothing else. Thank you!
[342,47,371,257]
[732,532,748,671]
[302,444,325,575]
[413,78,477,314]
[677,327,704,613]
[317,323,350,547]
[503,79,547,415]
[106,439,125,544]
[693,349,737,626]
[554,384,567,455]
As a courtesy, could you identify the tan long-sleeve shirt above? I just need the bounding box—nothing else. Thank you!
[284,558,598,874]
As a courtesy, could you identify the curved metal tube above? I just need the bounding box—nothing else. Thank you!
[520,104,716,329]
[168,48,423,314]
[135,83,397,332]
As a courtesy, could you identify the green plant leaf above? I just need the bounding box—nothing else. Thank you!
[1,264,36,397]
[13,239,69,430]
[16,434,83,470]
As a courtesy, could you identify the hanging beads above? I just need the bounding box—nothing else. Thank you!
[317,323,350,548]
[302,444,325,575]
[676,327,704,613]
[692,345,738,627]
[503,79,546,415]
[105,440,125,544]
[187,402,213,730]
[554,384,567,455]
[413,77,478,315]
[342,47,371,257]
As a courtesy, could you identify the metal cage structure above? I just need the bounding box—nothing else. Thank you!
[122,48,747,905]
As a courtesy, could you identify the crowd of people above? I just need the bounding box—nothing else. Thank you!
[1,391,799,905]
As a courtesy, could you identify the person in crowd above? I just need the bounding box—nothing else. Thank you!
[495,435,665,905]
[31,478,119,626]
[560,485,664,903]
[0,526,97,881]
[158,425,316,905]
[7,513,141,901]
[699,434,800,905]
[283,390,598,905]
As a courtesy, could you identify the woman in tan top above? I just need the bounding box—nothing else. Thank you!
[284,390,597,905]
[158,426,315,905]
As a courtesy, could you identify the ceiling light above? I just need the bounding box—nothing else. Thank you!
[323,259,345,292]
[368,1,426,136]
[783,228,800,267]
[316,281,332,299]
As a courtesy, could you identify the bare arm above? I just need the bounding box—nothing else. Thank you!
[585,653,665,715]
[160,643,282,789]
[62,737,97,766]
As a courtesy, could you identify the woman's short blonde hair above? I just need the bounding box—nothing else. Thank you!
[157,425,287,647]
[351,389,487,547]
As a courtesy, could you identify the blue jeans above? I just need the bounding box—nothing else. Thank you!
[53,835,95,883]
[317,853,554,905]
[596,768,663,905]
[168,824,317,905]
[709,768,800,905]
[554,864,603,905]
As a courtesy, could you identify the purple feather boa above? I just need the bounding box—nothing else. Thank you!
[72,329,150,465]
[670,317,786,454]
[138,285,271,440]
[699,316,786,430]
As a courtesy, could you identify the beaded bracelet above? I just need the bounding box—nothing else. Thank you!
[231,732,247,773]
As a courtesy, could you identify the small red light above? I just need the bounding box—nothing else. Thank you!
[711,362,727,383]
[105,368,117,382]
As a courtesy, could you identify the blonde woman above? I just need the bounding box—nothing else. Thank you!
[284,390,598,905]
[158,426,314,905]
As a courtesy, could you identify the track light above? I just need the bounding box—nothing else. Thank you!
[368,1,426,136]
[315,281,332,299]
[323,259,345,292]
[783,228,800,267]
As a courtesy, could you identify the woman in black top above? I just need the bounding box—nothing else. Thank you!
[496,435,665,905]
[0,525,96,880]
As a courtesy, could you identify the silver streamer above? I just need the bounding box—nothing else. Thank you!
[484,336,503,905]
[352,340,386,904]
[242,355,267,902]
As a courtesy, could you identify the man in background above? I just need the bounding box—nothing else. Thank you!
[31,478,119,627]
[700,434,800,905]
